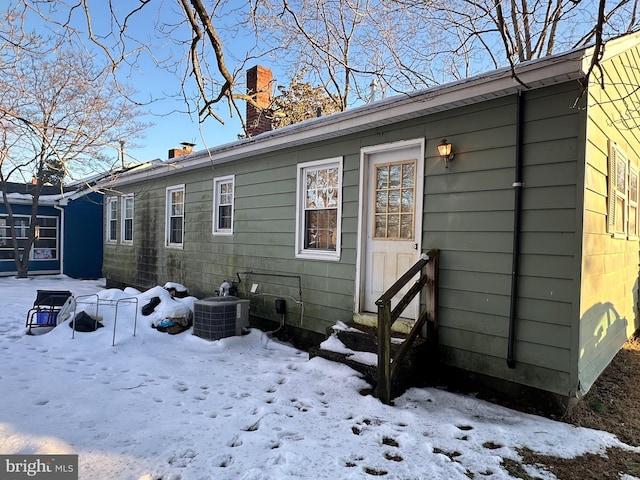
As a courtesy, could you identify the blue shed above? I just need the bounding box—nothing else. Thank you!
[0,182,103,278]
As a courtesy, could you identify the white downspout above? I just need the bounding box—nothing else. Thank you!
[54,200,67,276]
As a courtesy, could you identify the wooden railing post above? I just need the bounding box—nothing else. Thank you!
[375,249,439,405]
[377,301,393,404]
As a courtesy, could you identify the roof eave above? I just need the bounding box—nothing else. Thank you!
[108,48,588,187]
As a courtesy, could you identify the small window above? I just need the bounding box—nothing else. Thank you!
[295,157,342,261]
[608,142,628,237]
[0,215,58,260]
[121,194,134,244]
[106,197,118,243]
[33,216,58,260]
[213,175,234,235]
[166,185,185,247]
[629,166,639,239]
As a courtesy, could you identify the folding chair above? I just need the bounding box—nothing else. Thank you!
[25,290,73,334]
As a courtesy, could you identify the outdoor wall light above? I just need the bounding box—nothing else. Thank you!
[438,139,455,168]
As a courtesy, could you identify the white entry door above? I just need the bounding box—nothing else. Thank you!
[361,141,424,320]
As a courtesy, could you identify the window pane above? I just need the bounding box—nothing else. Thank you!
[388,214,399,238]
[171,191,184,215]
[218,205,232,229]
[402,188,414,213]
[124,219,133,241]
[375,215,386,237]
[402,163,414,188]
[630,206,638,236]
[616,197,625,232]
[124,198,134,217]
[400,214,413,239]
[376,166,388,189]
[38,217,57,227]
[304,209,336,250]
[616,159,626,193]
[376,191,387,214]
[38,229,57,239]
[170,217,183,244]
[389,164,401,188]
[373,160,415,239]
[389,190,400,213]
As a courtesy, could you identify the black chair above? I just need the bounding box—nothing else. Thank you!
[25,290,73,334]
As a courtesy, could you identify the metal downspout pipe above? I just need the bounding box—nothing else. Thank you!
[507,91,524,369]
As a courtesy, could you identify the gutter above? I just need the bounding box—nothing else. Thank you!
[507,91,525,369]
[105,49,588,188]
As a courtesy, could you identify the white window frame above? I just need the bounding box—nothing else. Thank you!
[106,197,118,243]
[608,141,629,238]
[121,194,134,244]
[0,214,59,261]
[165,184,185,248]
[295,157,343,261]
[213,175,235,235]
[629,165,639,239]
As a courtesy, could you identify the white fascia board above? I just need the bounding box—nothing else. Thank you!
[110,48,589,187]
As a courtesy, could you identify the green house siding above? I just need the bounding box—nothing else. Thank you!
[103,83,587,398]
[419,83,583,397]
[579,44,640,395]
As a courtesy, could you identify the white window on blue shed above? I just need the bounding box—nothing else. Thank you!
[166,185,185,247]
[121,194,134,244]
[33,217,58,260]
[0,215,58,260]
[213,175,234,235]
[295,157,343,261]
[106,197,118,243]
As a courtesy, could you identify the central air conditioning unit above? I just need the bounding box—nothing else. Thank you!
[193,296,250,341]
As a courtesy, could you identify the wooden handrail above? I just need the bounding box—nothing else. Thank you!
[376,248,439,404]
[376,253,429,306]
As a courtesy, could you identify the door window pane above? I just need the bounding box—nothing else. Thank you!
[373,161,416,240]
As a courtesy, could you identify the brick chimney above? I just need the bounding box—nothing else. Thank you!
[168,142,195,159]
[246,65,274,137]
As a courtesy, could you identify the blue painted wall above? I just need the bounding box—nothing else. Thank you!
[63,192,103,279]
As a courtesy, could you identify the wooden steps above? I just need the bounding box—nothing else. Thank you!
[309,323,437,398]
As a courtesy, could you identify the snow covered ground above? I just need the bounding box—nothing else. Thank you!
[0,275,637,479]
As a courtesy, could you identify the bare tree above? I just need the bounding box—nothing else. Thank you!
[271,70,342,127]
[8,0,639,138]
[386,0,638,86]
[0,36,146,277]
[252,0,404,110]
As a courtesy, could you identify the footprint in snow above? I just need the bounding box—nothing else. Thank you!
[215,454,234,468]
[167,449,198,467]
[227,435,243,447]
[174,382,189,393]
